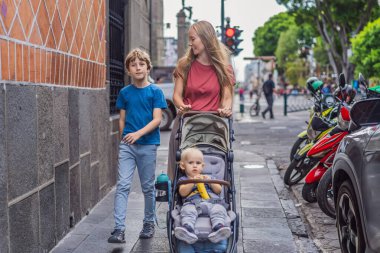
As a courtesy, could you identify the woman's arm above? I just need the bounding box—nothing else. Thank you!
[218,85,233,117]
[173,77,191,113]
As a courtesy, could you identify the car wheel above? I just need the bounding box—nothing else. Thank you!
[160,108,174,131]
[336,181,365,253]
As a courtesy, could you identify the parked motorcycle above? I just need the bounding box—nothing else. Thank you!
[284,78,337,186]
[316,73,380,218]
[301,73,353,205]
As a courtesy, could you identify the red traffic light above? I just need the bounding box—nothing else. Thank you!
[225,28,235,38]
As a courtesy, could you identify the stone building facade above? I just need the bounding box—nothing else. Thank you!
[0,0,162,252]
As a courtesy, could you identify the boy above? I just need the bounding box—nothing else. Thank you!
[108,48,167,243]
[175,148,231,244]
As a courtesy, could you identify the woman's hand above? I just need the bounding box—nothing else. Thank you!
[218,107,232,117]
[178,104,192,114]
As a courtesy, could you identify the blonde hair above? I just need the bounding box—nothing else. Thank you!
[181,147,204,162]
[173,20,234,98]
[124,48,152,71]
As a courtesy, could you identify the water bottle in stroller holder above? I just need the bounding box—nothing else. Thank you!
[155,172,171,203]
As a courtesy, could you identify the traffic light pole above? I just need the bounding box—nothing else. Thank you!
[221,0,225,43]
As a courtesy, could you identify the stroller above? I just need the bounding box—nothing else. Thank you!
[167,112,239,253]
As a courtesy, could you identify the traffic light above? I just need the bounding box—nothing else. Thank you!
[232,27,243,56]
[223,23,243,56]
[225,27,236,52]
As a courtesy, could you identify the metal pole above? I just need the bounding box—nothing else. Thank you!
[284,93,288,116]
[221,0,225,43]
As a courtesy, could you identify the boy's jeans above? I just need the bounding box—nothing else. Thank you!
[114,142,158,231]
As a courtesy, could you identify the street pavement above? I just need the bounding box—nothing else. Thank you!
[50,94,339,253]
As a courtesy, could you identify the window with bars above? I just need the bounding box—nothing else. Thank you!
[109,0,125,115]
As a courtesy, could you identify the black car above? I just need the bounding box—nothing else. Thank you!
[332,98,380,253]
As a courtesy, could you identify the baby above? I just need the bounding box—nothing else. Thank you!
[174,147,231,244]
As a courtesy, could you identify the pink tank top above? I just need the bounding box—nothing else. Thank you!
[183,60,221,111]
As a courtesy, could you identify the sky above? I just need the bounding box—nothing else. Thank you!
[163,0,286,81]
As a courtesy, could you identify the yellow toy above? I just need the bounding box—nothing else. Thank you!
[196,182,210,200]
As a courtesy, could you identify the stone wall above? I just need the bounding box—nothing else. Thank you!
[0,1,117,252]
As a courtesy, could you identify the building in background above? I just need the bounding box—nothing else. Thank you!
[164,37,178,67]
[0,0,164,252]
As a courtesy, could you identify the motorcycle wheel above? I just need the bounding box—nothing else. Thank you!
[317,169,336,218]
[290,137,308,161]
[302,182,318,203]
[284,158,307,186]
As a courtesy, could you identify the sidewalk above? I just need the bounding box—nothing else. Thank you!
[50,155,302,252]
[51,95,305,253]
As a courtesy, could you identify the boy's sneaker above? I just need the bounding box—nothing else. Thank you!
[139,222,155,239]
[108,229,125,243]
[208,223,231,243]
[174,224,198,244]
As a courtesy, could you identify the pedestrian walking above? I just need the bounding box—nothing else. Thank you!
[261,73,275,119]
[108,48,167,243]
[167,20,235,180]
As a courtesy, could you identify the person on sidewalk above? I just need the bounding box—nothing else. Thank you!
[261,73,276,119]
[174,148,231,244]
[108,48,167,243]
[168,20,235,180]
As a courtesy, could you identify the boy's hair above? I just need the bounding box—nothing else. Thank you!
[124,48,152,71]
[180,147,204,162]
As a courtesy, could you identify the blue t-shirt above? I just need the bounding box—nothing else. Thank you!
[116,83,167,145]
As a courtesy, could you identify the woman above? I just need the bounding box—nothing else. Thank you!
[168,20,235,180]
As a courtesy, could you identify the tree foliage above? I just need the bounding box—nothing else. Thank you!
[277,0,379,81]
[252,12,295,56]
[313,37,329,67]
[351,18,380,78]
[275,25,299,70]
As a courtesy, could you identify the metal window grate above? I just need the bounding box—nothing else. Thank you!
[109,0,125,115]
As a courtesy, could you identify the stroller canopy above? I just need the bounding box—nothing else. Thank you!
[179,114,229,152]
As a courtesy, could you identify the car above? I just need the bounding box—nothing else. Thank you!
[332,98,380,253]
[158,82,177,131]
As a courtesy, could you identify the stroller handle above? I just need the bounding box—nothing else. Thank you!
[181,110,232,118]
[176,179,231,188]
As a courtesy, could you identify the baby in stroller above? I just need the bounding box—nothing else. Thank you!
[169,113,238,253]
[175,147,231,244]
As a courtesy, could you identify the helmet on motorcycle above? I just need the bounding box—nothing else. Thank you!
[306,77,323,95]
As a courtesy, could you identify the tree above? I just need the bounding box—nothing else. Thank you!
[275,25,299,71]
[252,12,295,56]
[277,0,379,81]
[351,18,380,79]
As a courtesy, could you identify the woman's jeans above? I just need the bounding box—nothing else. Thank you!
[177,240,228,253]
[113,142,158,231]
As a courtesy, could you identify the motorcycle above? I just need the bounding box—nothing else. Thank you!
[284,78,338,186]
[316,73,380,218]
[301,73,353,206]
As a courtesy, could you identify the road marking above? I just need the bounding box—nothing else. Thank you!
[243,164,265,169]
[270,126,287,129]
